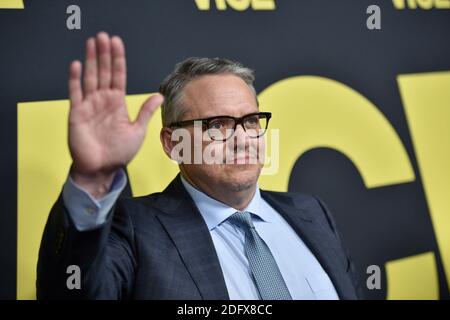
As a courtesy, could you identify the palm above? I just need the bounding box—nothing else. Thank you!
[70,89,140,174]
[68,33,163,176]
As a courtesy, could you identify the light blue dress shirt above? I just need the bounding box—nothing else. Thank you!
[62,170,339,300]
[62,169,127,231]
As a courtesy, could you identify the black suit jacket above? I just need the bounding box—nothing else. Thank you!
[37,174,360,299]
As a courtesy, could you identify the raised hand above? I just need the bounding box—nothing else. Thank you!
[68,32,163,198]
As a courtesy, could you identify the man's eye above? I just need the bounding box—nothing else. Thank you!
[246,117,259,125]
[210,121,224,129]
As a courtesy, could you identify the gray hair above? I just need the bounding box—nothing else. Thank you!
[159,57,257,127]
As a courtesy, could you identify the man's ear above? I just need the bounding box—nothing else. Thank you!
[160,127,174,158]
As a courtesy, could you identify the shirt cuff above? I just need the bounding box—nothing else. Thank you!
[62,168,127,231]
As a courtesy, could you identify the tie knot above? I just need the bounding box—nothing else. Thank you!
[229,211,255,231]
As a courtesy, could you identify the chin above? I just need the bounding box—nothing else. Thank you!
[223,164,261,191]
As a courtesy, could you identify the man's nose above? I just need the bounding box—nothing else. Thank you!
[230,124,250,147]
[234,123,246,135]
[234,123,248,138]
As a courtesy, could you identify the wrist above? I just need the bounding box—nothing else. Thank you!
[70,165,119,199]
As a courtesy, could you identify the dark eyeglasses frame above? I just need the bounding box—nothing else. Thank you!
[169,112,272,141]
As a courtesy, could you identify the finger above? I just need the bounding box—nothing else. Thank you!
[135,94,164,129]
[69,60,83,107]
[83,37,98,95]
[96,32,112,89]
[111,36,126,92]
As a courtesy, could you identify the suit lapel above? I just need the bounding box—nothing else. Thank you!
[261,191,355,299]
[152,174,229,300]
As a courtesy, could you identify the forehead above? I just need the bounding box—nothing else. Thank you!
[182,74,258,119]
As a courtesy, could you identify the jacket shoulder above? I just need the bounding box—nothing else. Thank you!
[262,190,337,231]
[112,191,167,222]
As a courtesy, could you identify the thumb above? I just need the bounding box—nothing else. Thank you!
[135,94,164,129]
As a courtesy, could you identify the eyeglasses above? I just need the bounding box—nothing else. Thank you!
[169,112,272,141]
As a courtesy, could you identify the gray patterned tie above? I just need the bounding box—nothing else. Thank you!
[228,211,293,300]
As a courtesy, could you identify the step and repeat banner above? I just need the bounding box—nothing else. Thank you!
[0,0,449,299]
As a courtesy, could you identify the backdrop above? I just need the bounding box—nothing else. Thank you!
[1,0,449,300]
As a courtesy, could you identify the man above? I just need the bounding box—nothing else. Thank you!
[37,32,359,300]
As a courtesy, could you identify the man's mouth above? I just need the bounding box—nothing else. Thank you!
[226,154,258,164]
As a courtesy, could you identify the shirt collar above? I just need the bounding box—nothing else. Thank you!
[180,175,272,231]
